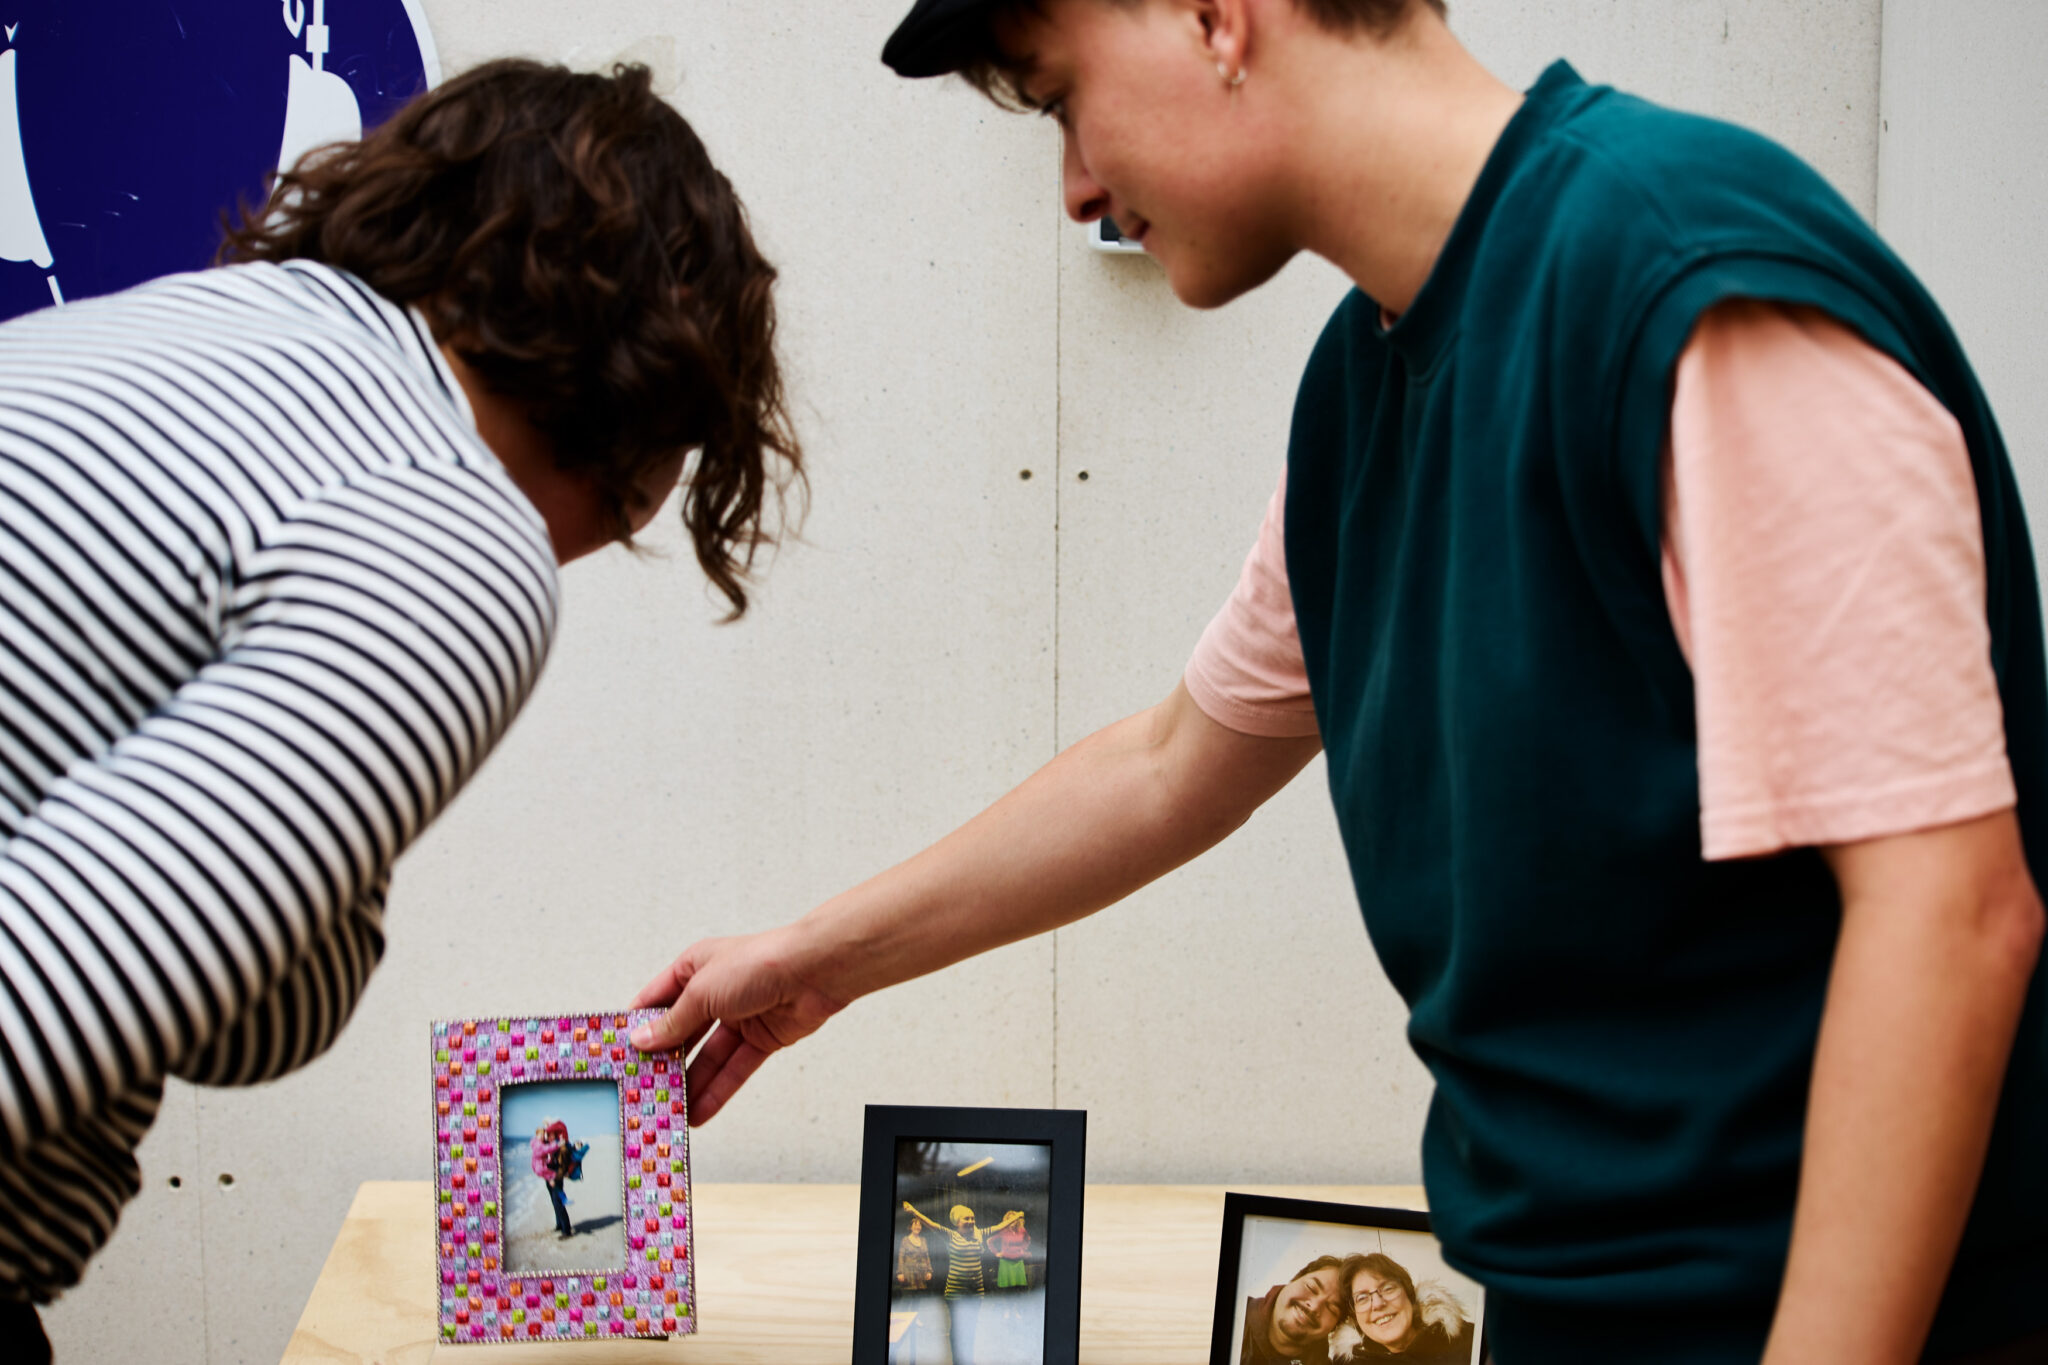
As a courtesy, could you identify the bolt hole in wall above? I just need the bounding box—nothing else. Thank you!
[1076,471,1090,482]
[218,1173,235,1188]
[166,1176,181,1189]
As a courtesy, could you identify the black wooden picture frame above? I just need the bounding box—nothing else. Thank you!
[1210,1192,1488,1365]
[853,1105,1087,1365]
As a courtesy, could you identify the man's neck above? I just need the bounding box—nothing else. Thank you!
[1266,15,1523,312]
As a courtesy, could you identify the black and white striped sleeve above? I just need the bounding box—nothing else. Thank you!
[0,455,556,1152]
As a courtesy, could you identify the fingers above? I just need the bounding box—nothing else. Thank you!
[684,1022,745,1094]
[685,1028,772,1126]
[630,943,711,1012]
[633,991,713,1053]
[628,966,679,1011]
[631,948,717,1051]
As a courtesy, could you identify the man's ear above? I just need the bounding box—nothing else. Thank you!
[1185,0,1254,75]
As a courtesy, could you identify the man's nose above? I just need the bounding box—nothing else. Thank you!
[1061,125,1108,224]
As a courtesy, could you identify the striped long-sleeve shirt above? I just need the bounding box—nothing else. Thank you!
[0,260,560,1301]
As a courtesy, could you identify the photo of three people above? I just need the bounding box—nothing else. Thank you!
[889,1140,1052,1365]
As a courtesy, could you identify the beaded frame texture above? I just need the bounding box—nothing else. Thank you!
[432,1009,696,1345]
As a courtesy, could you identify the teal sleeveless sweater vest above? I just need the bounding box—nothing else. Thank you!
[1285,62,2048,1361]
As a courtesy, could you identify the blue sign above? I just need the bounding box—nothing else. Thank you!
[0,1,439,322]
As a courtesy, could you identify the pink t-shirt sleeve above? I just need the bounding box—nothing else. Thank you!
[1183,471,1320,739]
[1186,301,2015,862]
[1663,300,2015,859]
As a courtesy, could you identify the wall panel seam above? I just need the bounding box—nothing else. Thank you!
[1051,181,1064,1110]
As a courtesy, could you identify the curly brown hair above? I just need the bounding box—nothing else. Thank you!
[221,59,802,618]
[956,0,1447,108]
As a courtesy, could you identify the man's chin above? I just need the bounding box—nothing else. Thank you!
[1161,246,1298,311]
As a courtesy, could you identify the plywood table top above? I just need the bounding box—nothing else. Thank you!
[280,1181,1426,1364]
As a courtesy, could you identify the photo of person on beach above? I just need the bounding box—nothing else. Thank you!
[501,1081,627,1274]
[530,1119,588,1238]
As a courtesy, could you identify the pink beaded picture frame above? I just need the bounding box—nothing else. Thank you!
[432,1008,696,1345]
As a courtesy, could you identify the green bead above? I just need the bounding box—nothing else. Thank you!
[586,1324,599,1337]
[659,1202,672,1216]
[443,1324,457,1339]
[464,1102,477,1116]
[557,1294,568,1307]
[437,1048,450,1062]
[629,1176,642,1189]
[655,1089,669,1103]
[624,1307,636,1320]
[625,1062,638,1076]
[484,1202,497,1216]
[478,1061,491,1074]
[603,1030,616,1043]
[513,1310,525,1325]
[450,1143,463,1158]
[526,1047,538,1060]
[670,1159,683,1171]
[574,1059,587,1073]
[594,1277,607,1291]
[440,1191,453,1203]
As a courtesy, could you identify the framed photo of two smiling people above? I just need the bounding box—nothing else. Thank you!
[1214,1194,1486,1365]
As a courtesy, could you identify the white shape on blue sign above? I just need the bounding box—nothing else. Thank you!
[0,1,440,322]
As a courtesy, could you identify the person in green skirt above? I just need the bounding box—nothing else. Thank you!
[990,1212,1031,1290]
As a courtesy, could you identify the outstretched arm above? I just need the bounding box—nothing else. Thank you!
[632,681,1320,1121]
[902,1202,949,1233]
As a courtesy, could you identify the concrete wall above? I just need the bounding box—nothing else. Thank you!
[49,1,2048,1360]
[1876,0,2048,525]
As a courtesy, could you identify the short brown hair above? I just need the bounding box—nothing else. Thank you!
[960,0,1447,108]
[222,59,802,618]
[1289,1254,1347,1285]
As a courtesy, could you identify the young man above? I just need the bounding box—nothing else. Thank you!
[1244,1257,1347,1365]
[0,59,801,1360]
[633,2,2047,1361]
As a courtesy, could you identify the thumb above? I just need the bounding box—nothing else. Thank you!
[632,986,711,1053]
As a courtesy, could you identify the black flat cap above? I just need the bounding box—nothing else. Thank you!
[882,0,1007,77]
